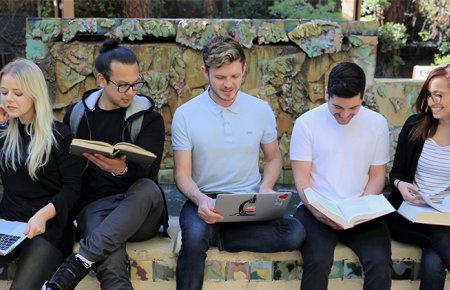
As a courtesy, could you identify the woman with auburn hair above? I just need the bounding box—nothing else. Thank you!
[388,64,450,290]
[0,58,82,289]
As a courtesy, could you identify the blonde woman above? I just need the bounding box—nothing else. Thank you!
[0,58,82,290]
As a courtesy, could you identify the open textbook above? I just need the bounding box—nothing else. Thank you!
[70,138,156,165]
[304,188,395,229]
[419,189,450,213]
[398,201,450,226]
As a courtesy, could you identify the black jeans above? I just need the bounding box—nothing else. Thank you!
[0,236,64,290]
[78,178,164,290]
[294,205,392,290]
[387,212,450,290]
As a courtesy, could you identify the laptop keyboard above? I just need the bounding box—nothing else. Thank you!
[0,233,21,251]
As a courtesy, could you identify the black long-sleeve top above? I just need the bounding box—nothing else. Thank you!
[388,114,425,209]
[0,122,82,250]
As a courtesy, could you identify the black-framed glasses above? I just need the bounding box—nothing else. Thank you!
[106,78,145,93]
[427,92,443,103]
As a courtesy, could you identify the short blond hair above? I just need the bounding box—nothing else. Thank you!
[202,36,246,71]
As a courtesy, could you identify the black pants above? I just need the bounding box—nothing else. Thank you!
[294,205,392,290]
[387,212,450,290]
[78,178,164,290]
[0,236,64,290]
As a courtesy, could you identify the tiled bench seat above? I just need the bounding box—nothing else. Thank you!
[0,217,448,290]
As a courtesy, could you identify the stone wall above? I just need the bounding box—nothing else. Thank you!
[25,18,423,185]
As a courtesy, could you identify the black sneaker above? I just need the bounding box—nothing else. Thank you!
[46,253,91,290]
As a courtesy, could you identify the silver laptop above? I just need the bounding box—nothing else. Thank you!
[213,192,292,222]
[0,219,27,256]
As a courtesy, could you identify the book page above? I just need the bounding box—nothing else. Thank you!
[419,190,450,213]
[303,188,347,226]
[338,195,394,225]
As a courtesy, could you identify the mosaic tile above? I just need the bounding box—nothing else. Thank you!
[226,261,248,281]
[205,260,226,281]
[0,266,8,280]
[297,262,303,280]
[343,260,363,279]
[249,261,272,281]
[130,259,152,281]
[392,260,413,280]
[412,261,421,281]
[329,260,344,279]
[153,259,176,281]
[273,260,298,280]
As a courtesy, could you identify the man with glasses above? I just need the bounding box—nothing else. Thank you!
[46,39,168,290]
[290,62,392,290]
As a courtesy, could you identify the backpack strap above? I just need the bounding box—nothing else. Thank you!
[69,101,85,135]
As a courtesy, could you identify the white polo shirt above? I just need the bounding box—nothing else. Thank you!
[172,90,277,193]
[290,103,390,203]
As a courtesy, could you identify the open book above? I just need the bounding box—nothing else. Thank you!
[419,190,450,213]
[70,138,156,165]
[398,201,450,226]
[304,188,395,229]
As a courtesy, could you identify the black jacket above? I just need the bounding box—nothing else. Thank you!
[63,88,169,235]
[0,122,82,253]
[388,114,425,209]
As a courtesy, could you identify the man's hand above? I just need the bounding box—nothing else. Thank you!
[308,204,344,230]
[398,181,426,205]
[83,153,127,175]
[197,195,223,224]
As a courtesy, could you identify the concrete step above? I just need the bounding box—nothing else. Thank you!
[1,217,449,290]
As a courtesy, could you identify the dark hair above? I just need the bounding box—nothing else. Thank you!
[327,62,366,99]
[202,36,246,71]
[410,64,450,141]
[94,38,139,80]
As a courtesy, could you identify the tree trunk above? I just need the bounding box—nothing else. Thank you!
[203,0,219,18]
[123,0,149,18]
[385,0,405,23]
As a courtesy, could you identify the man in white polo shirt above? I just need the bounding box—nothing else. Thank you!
[290,62,392,290]
[171,36,305,290]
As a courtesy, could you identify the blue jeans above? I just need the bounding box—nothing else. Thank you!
[295,205,392,290]
[176,200,305,290]
[387,212,450,290]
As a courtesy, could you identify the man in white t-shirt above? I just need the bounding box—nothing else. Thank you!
[172,36,305,290]
[290,62,392,290]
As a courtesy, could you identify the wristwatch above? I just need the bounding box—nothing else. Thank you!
[111,166,128,177]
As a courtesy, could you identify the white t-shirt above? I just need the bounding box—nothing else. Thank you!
[172,90,277,193]
[290,103,390,203]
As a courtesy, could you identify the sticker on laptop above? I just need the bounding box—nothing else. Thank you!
[230,195,257,216]
[275,193,290,206]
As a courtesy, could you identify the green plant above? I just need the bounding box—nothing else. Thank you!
[378,22,408,53]
[269,0,341,20]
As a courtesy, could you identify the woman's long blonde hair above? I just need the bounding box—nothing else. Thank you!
[0,58,56,179]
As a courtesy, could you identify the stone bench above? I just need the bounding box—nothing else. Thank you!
[0,217,449,290]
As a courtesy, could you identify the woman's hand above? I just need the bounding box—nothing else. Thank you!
[24,203,56,239]
[397,181,426,205]
[25,212,47,239]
